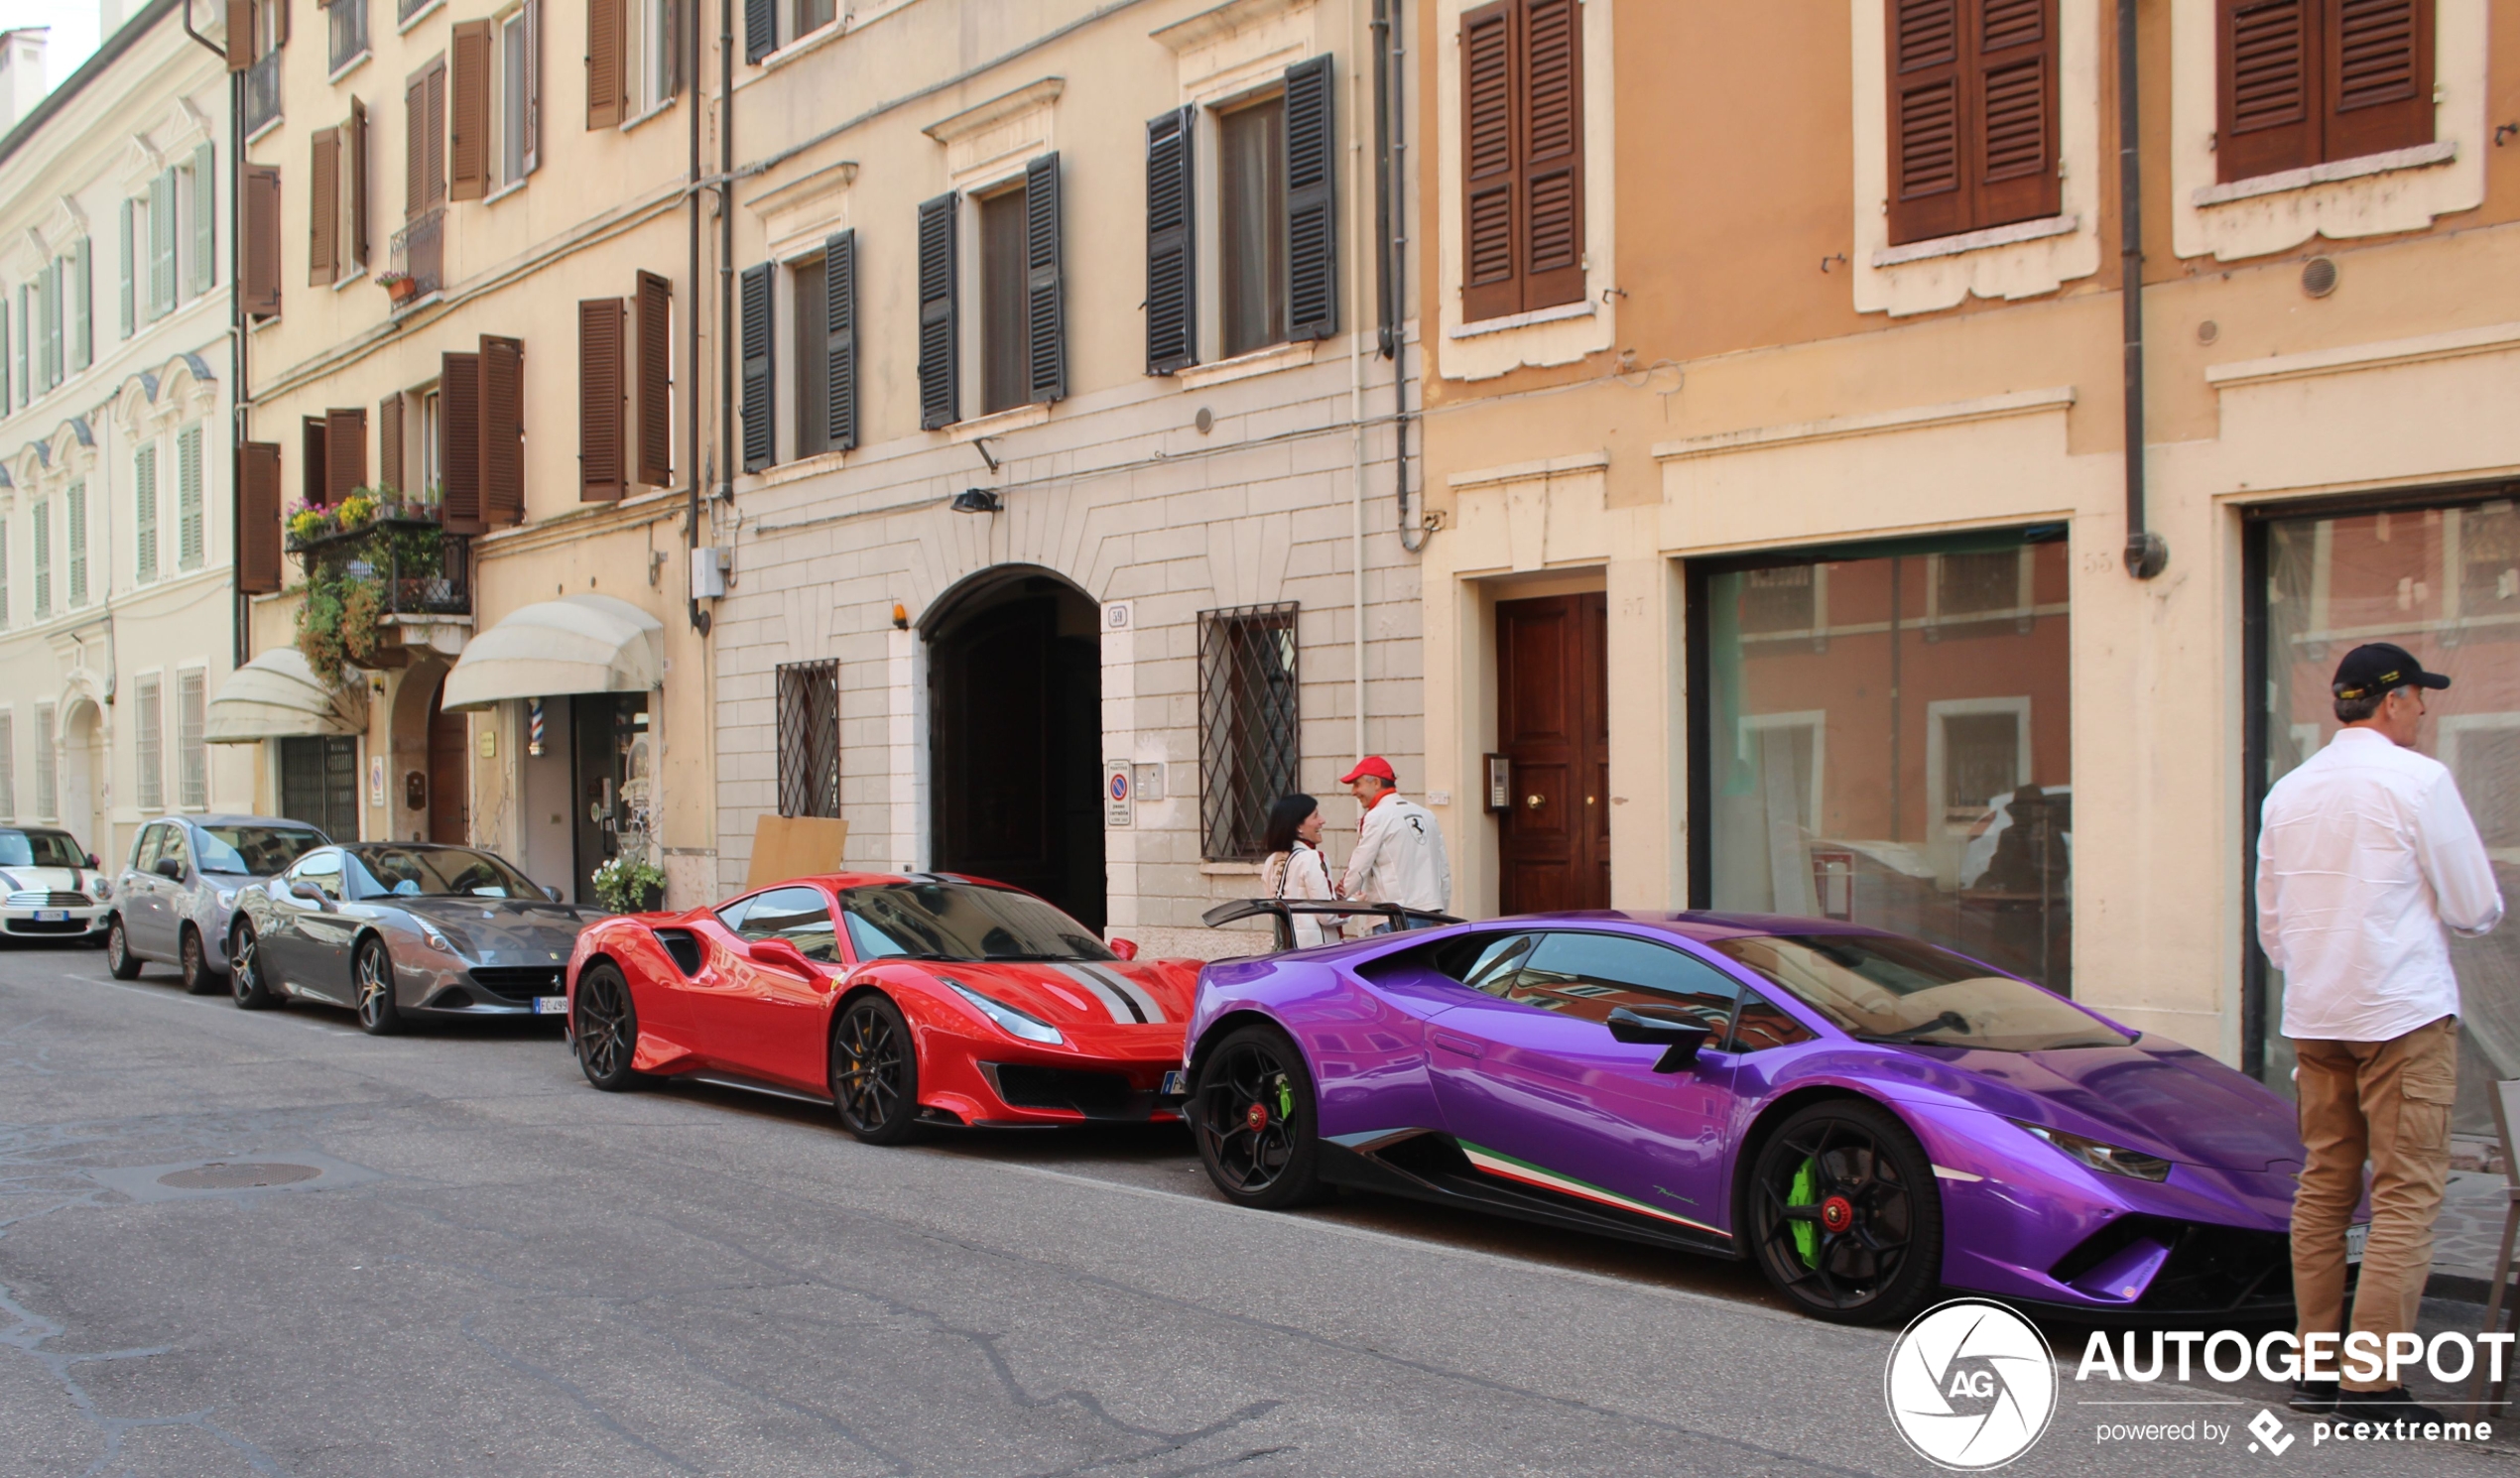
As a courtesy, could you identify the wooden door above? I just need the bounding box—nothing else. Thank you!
[427,684,469,844]
[1496,592,1609,913]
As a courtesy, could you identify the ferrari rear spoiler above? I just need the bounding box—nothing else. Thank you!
[1199,898,1462,953]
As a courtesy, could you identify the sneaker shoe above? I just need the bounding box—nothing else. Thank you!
[2336,1387,2448,1424]
[2288,1379,2338,1413]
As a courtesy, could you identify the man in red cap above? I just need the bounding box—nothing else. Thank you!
[1336,756,1450,928]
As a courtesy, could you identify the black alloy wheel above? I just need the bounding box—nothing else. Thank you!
[353,938,404,1036]
[104,917,143,980]
[179,926,222,995]
[229,924,278,1010]
[828,995,920,1145]
[574,963,644,1091]
[1192,1025,1325,1210]
[1746,1098,1944,1326]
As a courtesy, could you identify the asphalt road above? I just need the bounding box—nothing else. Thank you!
[0,939,2511,1478]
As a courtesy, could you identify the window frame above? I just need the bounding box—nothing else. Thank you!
[1196,601,1302,863]
[328,0,372,76]
[1213,88,1290,361]
[774,657,840,819]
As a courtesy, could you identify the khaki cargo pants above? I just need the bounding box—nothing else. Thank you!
[2291,1015,2458,1390]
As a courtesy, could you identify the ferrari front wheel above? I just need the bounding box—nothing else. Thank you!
[830,995,921,1145]
[1192,1025,1324,1209]
[229,924,278,1010]
[574,963,645,1091]
[354,939,405,1036]
[1746,1098,1943,1326]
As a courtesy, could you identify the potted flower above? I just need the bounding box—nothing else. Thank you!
[592,850,667,914]
[336,491,378,532]
[286,503,337,549]
[378,270,420,306]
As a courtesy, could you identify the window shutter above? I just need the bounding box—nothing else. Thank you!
[522,0,541,169]
[310,126,339,286]
[1518,0,1583,310]
[1887,0,1966,245]
[1023,152,1066,405]
[343,103,366,269]
[238,441,283,594]
[427,62,448,209]
[118,198,134,339]
[136,442,159,583]
[68,238,89,372]
[587,0,624,130]
[227,0,254,69]
[1459,2,1517,322]
[190,143,217,291]
[440,349,484,533]
[1974,0,2059,227]
[1144,107,1196,375]
[406,70,427,217]
[450,21,491,200]
[179,425,204,569]
[480,334,525,524]
[819,237,854,452]
[303,416,329,507]
[2327,0,2431,160]
[379,392,404,494]
[916,192,957,431]
[327,407,367,501]
[738,261,773,470]
[1283,56,1339,339]
[659,0,680,96]
[745,0,774,63]
[276,0,289,49]
[579,297,625,501]
[0,299,10,410]
[150,170,178,317]
[243,164,282,318]
[637,269,674,483]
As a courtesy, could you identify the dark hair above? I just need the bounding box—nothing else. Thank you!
[1262,794,1319,857]
[2334,684,2404,724]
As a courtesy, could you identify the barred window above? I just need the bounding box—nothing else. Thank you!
[1197,602,1300,862]
[776,658,839,818]
[135,673,163,812]
[178,670,207,809]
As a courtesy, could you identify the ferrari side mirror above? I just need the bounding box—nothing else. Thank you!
[747,937,817,976]
[1108,937,1139,961]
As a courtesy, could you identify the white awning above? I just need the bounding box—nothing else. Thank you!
[204,648,369,744]
[441,593,665,712]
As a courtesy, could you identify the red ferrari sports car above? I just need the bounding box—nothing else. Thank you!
[564,872,1200,1142]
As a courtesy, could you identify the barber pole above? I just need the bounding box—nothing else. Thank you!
[528,699,545,757]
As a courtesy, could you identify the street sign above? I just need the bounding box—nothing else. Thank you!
[1104,760,1133,827]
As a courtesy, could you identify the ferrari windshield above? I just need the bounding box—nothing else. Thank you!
[839,883,1115,962]
[348,846,541,899]
[1706,933,2131,1052]
[0,830,85,868]
[197,825,326,876]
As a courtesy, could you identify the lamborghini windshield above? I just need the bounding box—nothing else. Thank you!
[839,882,1114,962]
[1706,933,2131,1052]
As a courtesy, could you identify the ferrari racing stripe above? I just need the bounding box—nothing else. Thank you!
[1458,1142,1729,1239]
[1053,965,1144,1024]
[1079,964,1166,1024]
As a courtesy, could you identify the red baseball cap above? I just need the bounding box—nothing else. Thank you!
[1339,756,1397,785]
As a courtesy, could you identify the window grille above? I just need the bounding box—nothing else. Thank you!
[1198,602,1301,862]
[178,671,207,809]
[136,674,163,812]
[35,704,56,820]
[329,0,368,74]
[775,659,840,818]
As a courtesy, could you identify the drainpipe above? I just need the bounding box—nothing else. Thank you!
[222,1,250,667]
[686,0,703,635]
[715,0,735,573]
[2119,0,2166,579]
[1373,0,1429,557]
[1348,0,1367,764]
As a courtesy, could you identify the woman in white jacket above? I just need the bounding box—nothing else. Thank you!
[1259,794,1339,948]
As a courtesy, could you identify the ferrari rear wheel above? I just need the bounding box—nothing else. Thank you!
[1192,1025,1324,1210]
[574,963,645,1091]
[829,995,920,1145]
[354,938,405,1036]
[105,917,143,980]
[1746,1098,1943,1326]
[229,924,278,1010]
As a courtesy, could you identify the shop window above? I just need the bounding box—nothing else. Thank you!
[1739,564,1820,637]
[1198,603,1301,862]
[776,658,839,818]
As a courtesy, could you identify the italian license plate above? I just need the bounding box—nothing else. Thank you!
[2346,1223,2369,1264]
[1159,1070,1188,1097]
[534,996,568,1016]
[33,910,66,923]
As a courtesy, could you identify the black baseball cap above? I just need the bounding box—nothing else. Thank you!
[2331,642,2452,701]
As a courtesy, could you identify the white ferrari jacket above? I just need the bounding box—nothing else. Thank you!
[1340,794,1451,915]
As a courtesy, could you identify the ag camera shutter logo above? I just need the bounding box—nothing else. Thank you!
[1885,1299,2058,1469]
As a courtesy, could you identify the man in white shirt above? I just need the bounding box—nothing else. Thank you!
[2257,642,2503,1421]
[1335,756,1450,929]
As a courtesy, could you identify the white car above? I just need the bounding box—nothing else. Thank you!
[0,826,113,944]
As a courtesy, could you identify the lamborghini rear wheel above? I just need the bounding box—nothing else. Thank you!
[1746,1098,1943,1326]
[1192,1025,1325,1210]
[830,995,921,1145]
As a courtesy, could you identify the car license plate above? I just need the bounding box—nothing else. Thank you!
[534,995,568,1016]
[33,910,66,923]
[1159,1069,1188,1097]
[2346,1222,2369,1264]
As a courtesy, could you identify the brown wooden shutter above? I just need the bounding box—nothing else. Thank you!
[636,270,673,485]
[427,62,448,209]
[441,350,483,534]
[917,194,957,430]
[2327,0,2431,160]
[303,416,329,506]
[347,97,370,268]
[1284,58,1339,338]
[1459,0,1517,322]
[406,70,428,218]
[309,127,339,286]
[243,164,282,317]
[227,0,254,68]
[1144,108,1197,374]
[1974,0,2059,227]
[450,22,492,201]
[1888,0,1967,245]
[274,0,288,47]
[327,407,368,500]
[379,393,405,495]
[238,442,284,593]
[1517,0,1583,310]
[2218,0,2316,181]
[587,0,626,130]
[480,334,525,524]
[1024,152,1066,404]
[579,299,625,501]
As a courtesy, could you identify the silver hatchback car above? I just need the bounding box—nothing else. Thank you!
[107,816,330,992]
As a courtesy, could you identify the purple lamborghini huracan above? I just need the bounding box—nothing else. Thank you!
[1182,908,2327,1326]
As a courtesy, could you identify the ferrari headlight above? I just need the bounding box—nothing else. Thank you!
[2010,1119,2173,1181]
[946,982,1064,1046]
[416,921,465,955]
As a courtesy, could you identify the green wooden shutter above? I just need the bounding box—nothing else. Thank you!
[191,143,216,292]
[739,262,774,470]
[65,483,86,607]
[180,425,205,569]
[118,198,134,338]
[135,441,159,584]
[150,170,178,318]
[69,239,89,371]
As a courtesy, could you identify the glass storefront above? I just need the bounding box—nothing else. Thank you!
[2251,496,2520,1135]
[1692,529,2074,992]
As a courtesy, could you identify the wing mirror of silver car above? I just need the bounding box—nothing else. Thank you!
[545,885,564,902]
[288,881,329,905]
[1604,1006,1714,1073]
[155,858,185,882]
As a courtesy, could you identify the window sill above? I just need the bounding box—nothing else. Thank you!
[327,50,371,84]
[761,18,844,71]
[1447,299,1593,340]
[330,265,370,293]
[620,94,678,134]
[756,448,848,487]
[1197,861,1264,876]
[946,402,1049,443]
[396,0,445,34]
[485,176,529,206]
[1871,213,2079,269]
[245,113,284,145]
[1172,338,1317,390]
[2193,141,2457,207]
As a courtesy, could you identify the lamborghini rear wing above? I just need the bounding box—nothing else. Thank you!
[1199,898,1462,953]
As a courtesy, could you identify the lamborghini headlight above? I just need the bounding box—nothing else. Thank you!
[946,981,1064,1046]
[2010,1119,2173,1181]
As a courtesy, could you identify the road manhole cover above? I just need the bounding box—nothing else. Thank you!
[156,1163,321,1190]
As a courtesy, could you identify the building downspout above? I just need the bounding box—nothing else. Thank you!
[686,0,703,635]
[1372,0,1428,558]
[2118,0,2166,579]
[1348,0,1369,764]
[716,0,735,566]
[217,0,249,667]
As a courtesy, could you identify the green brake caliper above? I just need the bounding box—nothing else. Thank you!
[1788,1159,1820,1267]
[1275,1076,1294,1122]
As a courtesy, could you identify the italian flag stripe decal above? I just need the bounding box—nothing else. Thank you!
[1458,1142,1727,1238]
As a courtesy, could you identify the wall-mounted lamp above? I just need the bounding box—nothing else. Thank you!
[951,488,1003,515]
[891,602,910,630]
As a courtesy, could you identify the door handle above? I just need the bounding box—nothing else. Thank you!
[1430,1029,1485,1058]
[1525,794,1544,810]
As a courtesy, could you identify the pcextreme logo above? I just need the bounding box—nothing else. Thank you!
[1885,1299,2059,1470]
